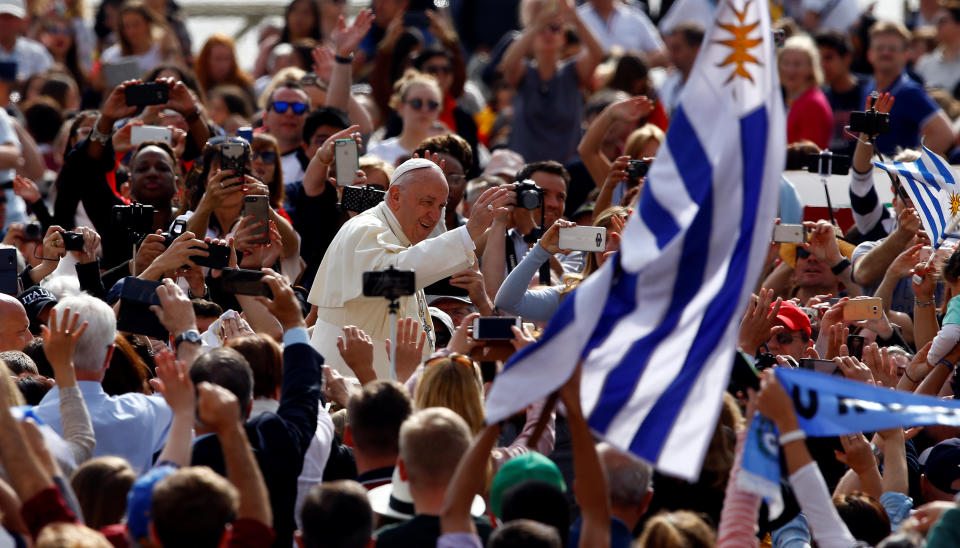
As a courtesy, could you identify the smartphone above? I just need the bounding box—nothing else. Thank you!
[0,248,17,296]
[800,306,819,327]
[0,61,16,82]
[124,82,169,107]
[341,185,386,213]
[220,140,249,183]
[130,125,172,146]
[102,57,140,88]
[334,139,359,187]
[237,126,253,144]
[799,358,841,376]
[843,297,883,321]
[219,268,272,297]
[362,268,416,298]
[116,277,168,340]
[472,316,522,340]
[847,334,865,360]
[805,152,851,176]
[558,226,606,252]
[772,224,806,243]
[242,195,270,245]
[190,242,231,270]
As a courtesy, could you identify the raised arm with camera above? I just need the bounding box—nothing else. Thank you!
[849,93,895,241]
[577,97,653,187]
[137,231,209,282]
[495,219,574,321]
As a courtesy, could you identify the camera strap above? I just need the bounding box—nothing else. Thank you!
[505,233,551,286]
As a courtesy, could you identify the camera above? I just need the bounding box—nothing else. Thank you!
[62,231,85,252]
[24,221,43,241]
[626,159,650,180]
[160,219,187,248]
[113,203,155,238]
[341,185,386,214]
[124,82,169,107]
[219,138,250,181]
[849,92,891,136]
[362,266,416,300]
[513,179,543,210]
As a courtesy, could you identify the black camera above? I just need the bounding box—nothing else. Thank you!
[849,93,890,136]
[219,138,250,181]
[190,242,231,270]
[61,231,85,252]
[513,179,543,210]
[160,219,187,248]
[341,185,386,214]
[113,203,155,238]
[626,159,650,180]
[24,221,43,241]
[362,266,416,300]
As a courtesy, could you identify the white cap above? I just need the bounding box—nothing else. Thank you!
[0,0,25,18]
[391,158,444,185]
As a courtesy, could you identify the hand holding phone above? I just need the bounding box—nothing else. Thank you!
[242,195,270,245]
[125,81,169,107]
[842,297,882,321]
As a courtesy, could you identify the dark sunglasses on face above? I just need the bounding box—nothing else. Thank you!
[270,101,308,115]
[406,98,440,112]
[795,247,811,259]
[774,332,804,345]
[253,150,278,163]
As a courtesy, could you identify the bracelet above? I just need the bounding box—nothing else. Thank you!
[184,105,201,123]
[904,368,922,383]
[779,429,806,446]
[830,258,851,275]
[937,359,954,370]
[915,298,935,307]
[89,116,112,145]
[334,53,353,64]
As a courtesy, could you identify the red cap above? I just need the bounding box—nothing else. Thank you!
[771,300,811,338]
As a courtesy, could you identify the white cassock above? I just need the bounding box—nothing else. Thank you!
[308,200,476,379]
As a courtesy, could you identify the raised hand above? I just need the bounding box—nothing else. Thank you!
[510,323,536,351]
[150,277,198,337]
[337,325,375,378]
[386,317,426,382]
[196,382,241,434]
[255,268,305,330]
[41,308,87,383]
[801,220,843,266]
[606,96,654,123]
[866,91,894,115]
[834,355,876,385]
[835,432,877,473]
[101,80,140,124]
[331,9,374,56]
[466,185,517,241]
[448,312,481,355]
[69,226,101,265]
[151,348,195,415]
[538,219,576,254]
[11,176,41,203]
[737,288,781,355]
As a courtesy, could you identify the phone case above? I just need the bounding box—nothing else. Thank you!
[242,195,270,245]
[220,268,272,297]
[117,278,168,340]
[558,227,606,252]
[0,248,17,296]
[334,139,359,187]
[842,298,883,321]
[341,186,386,213]
[772,224,805,243]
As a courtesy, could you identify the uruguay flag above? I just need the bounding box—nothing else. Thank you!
[874,146,960,248]
[485,0,786,480]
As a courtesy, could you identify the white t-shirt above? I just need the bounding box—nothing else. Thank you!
[577,2,664,54]
[280,149,306,186]
[0,37,53,80]
[801,0,861,32]
[915,48,960,93]
[367,137,410,167]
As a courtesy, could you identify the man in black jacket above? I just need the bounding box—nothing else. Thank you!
[190,269,322,548]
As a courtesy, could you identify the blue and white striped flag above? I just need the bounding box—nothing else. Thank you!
[485,0,785,480]
[874,146,960,248]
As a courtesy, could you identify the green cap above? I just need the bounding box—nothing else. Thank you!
[490,452,566,517]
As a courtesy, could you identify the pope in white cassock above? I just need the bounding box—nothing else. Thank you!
[308,158,515,379]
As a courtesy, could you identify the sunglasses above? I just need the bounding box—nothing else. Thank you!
[795,247,811,259]
[425,353,475,369]
[253,150,278,163]
[406,98,440,112]
[270,101,308,115]
[424,64,452,76]
[774,332,805,345]
[44,25,72,36]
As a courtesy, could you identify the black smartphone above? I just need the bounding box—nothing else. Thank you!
[805,152,851,176]
[117,277,168,340]
[847,334,865,360]
[242,195,270,245]
[0,61,16,81]
[849,110,891,135]
[125,82,169,106]
[341,185,386,214]
[0,248,17,296]
[219,268,272,297]
[472,317,521,340]
[424,276,470,298]
[62,231,85,252]
[362,268,416,299]
[730,351,761,392]
[190,243,231,270]
[798,358,842,377]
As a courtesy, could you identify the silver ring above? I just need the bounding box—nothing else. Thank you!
[487,204,494,211]
[847,435,857,441]
[219,182,224,189]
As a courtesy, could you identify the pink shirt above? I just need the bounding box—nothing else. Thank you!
[787,86,834,150]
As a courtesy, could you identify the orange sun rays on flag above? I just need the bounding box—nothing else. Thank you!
[715,0,763,83]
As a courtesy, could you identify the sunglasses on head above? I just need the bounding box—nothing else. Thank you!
[253,150,278,163]
[406,98,440,112]
[270,101,308,115]
[425,353,475,369]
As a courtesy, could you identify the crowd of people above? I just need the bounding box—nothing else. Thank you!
[5,0,960,546]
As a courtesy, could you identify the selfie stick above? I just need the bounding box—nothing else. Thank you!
[388,298,399,380]
[816,151,838,227]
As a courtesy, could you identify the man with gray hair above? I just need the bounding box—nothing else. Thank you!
[31,293,172,474]
[308,158,514,379]
[569,442,654,547]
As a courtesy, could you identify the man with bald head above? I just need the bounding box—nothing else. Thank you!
[308,158,513,379]
[0,293,31,351]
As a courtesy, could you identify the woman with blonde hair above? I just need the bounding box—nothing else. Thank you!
[368,70,443,166]
[637,510,716,548]
[779,34,833,148]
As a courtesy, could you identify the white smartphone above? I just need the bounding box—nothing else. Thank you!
[334,139,359,187]
[558,226,606,252]
[772,224,806,243]
[130,125,172,146]
[472,317,522,340]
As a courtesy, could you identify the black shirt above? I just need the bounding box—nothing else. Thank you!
[375,514,493,548]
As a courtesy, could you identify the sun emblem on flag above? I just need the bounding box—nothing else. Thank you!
[950,192,960,217]
[715,0,763,83]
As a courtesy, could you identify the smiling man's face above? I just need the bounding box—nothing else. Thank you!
[387,168,449,244]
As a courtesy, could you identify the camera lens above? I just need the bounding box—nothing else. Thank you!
[520,191,540,209]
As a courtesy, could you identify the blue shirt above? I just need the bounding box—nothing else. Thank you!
[33,381,172,475]
[863,72,940,157]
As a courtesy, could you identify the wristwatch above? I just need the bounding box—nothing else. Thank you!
[89,116,112,145]
[830,258,851,275]
[174,329,202,349]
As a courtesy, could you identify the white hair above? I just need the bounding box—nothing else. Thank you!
[41,275,81,299]
[597,442,653,508]
[53,294,116,373]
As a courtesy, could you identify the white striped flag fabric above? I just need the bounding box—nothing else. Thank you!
[874,146,960,248]
[484,0,786,480]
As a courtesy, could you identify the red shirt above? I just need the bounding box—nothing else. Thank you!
[787,86,834,149]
